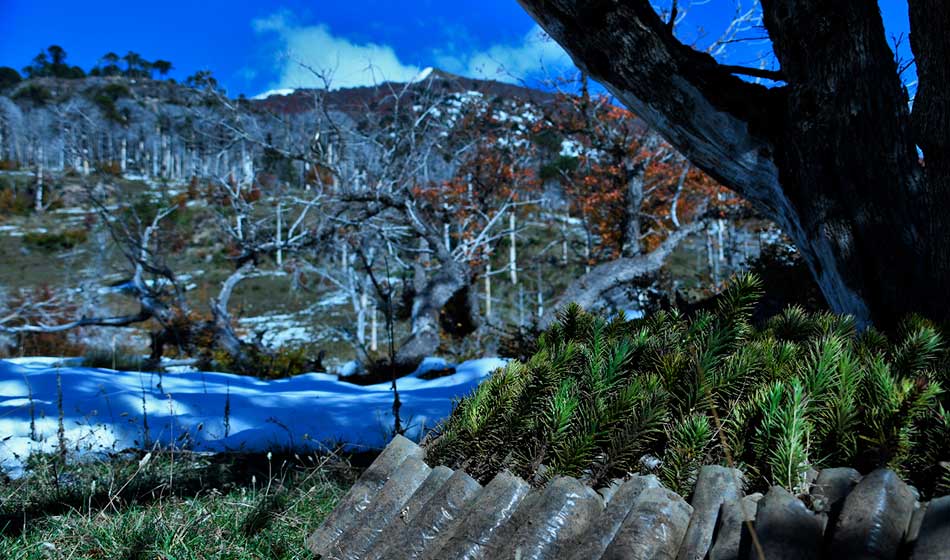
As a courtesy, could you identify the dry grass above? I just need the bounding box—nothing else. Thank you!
[0,449,352,559]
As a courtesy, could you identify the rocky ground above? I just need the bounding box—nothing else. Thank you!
[309,435,950,560]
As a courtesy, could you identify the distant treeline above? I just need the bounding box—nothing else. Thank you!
[0,45,215,91]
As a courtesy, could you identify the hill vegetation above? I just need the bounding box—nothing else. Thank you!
[0,45,177,89]
[0,45,769,379]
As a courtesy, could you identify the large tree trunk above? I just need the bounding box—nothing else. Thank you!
[517,0,950,328]
[758,0,942,329]
[394,260,478,372]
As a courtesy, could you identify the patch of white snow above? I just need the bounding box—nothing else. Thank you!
[252,88,296,100]
[0,356,508,476]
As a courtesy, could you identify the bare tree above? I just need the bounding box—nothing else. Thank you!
[517,0,950,328]
[1,52,773,371]
[539,220,706,327]
[1,175,333,372]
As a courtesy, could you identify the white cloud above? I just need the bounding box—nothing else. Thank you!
[253,11,422,90]
[461,25,574,83]
[252,12,575,94]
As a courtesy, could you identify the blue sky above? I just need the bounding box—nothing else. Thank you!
[0,1,915,97]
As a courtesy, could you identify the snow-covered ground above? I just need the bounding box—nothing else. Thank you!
[0,356,506,477]
[251,88,296,100]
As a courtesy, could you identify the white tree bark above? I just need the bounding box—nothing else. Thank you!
[276,201,283,267]
[717,218,726,262]
[584,233,592,274]
[357,289,367,345]
[120,138,127,175]
[509,212,518,285]
[240,141,253,188]
[370,304,378,352]
[151,134,159,177]
[34,146,44,213]
[485,260,492,321]
[706,226,721,286]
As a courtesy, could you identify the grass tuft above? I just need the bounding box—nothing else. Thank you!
[0,450,350,558]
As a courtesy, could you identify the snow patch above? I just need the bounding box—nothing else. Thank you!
[0,356,507,477]
[560,138,582,158]
[238,311,316,349]
[412,67,434,82]
[252,88,296,100]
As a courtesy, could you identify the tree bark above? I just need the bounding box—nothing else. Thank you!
[34,146,43,213]
[516,0,950,328]
[394,260,477,371]
[621,161,645,258]
[541,221,704,328]
[509,212,518,284]
[908,0,950,315]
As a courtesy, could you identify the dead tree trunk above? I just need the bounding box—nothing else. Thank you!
[509,213,518,284]
[621,160,646,258]
[517,0,950,328]
[540,221,704,328]
[34,146,43,213]
[394,260,478,372]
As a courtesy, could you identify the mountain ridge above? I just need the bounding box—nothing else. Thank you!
[251,66,560,115]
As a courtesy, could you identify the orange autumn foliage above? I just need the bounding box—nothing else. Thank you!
[412,97,542,259]
[540,87,744,261]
